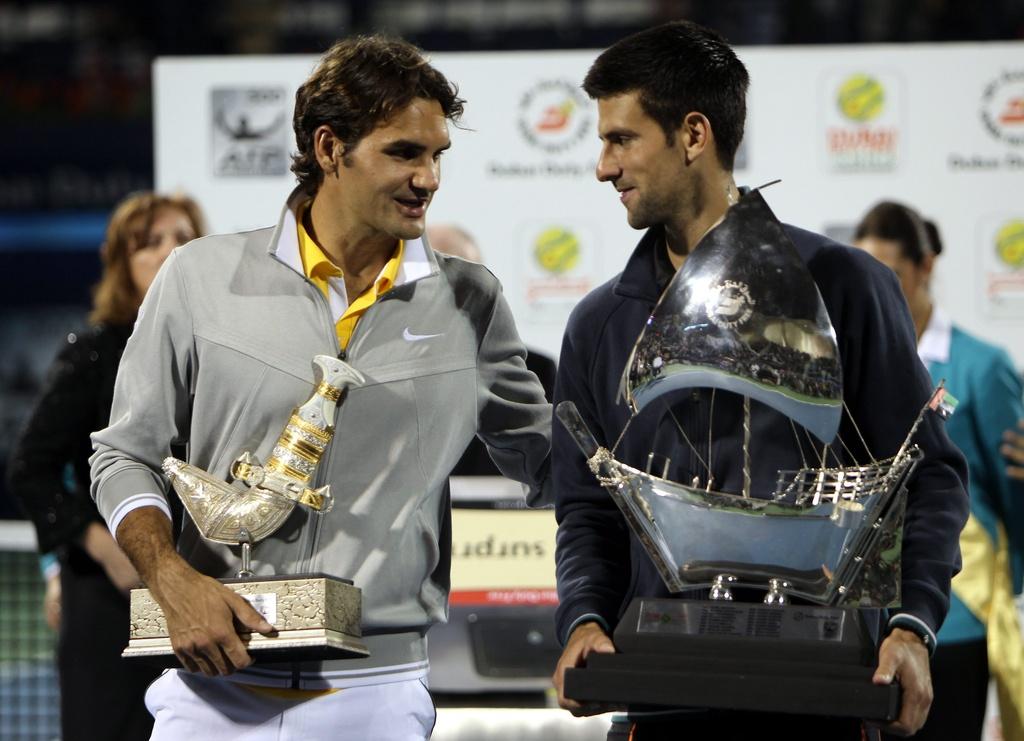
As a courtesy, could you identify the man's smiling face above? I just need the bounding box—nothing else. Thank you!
[330,97,451,241]
[595,91,694,232]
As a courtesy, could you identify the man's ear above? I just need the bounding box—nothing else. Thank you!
[679,112,713,165]
[313,125,343,177]
[920,250,936,281]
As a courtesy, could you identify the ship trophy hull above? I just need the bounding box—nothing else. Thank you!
[565,598,899,721]
[122,573,368,665]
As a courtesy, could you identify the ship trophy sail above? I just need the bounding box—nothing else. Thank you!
[123,355,370,663]
[559,189,951,721]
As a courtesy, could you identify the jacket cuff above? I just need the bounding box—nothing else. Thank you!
[565,613,611,643]
[108,494,172,538]
[887,613,937,656]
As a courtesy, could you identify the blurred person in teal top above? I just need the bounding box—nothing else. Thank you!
[855,201,1024,741]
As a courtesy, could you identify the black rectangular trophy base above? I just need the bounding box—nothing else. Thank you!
[564,598,900,722]
[122,573,369,666]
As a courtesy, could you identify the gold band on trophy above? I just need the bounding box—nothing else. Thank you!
[286,413,333,443]
[277,433,323,463]
[316,382,342,403]
[296,488,328,510]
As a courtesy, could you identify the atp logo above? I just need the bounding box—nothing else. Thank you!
[211,87,289,177]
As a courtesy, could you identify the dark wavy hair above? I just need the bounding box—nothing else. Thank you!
[291,35,465,193]
[854,201,937,266]
[583,20,749,171]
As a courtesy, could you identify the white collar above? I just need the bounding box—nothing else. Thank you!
[917,305,952,365]
[272,189,434,307]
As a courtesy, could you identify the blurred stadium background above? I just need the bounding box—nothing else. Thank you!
[2,2,1023,739]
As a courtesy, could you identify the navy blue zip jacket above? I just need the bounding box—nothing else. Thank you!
[553,224,970,645]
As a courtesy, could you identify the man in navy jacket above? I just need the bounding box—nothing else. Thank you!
[550,21,969,740]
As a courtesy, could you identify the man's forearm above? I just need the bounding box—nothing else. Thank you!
[114,505,189,599]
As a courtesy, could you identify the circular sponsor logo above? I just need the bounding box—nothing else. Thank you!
[995,220,1024,268]
[836,74,885,123]
[517,80,591,153]
[705,280,755,329]
[981,70,1024,146]
[533,227,580,274]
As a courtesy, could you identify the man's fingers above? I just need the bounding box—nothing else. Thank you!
[172,622,251,676]
[175,642,220,676]
[580,633,615,660]
[1002,441,1024,464]
[874,629,933,737]
[189,632,232,675]
[872,659,896,685]
[553,622,617,715]
[217,630,254,672]
[1003,423,1024,480]
[228,592,275,635]
[175,650,201,674]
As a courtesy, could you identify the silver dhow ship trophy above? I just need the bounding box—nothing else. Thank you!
[559,189,957,721]
[122,354,370,663]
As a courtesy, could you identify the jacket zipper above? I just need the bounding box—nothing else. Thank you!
[299,280,342,574]
[298,285,389,572]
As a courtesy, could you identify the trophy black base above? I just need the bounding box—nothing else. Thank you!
[565,598,899,722]
[122,573,369,665]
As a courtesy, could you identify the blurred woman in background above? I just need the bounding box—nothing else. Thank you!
[6,191,205,741]
[854,201,1024,741]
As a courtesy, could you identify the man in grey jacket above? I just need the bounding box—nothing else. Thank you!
[90,36,551,739]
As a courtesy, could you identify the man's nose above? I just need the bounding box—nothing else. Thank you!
[595,145,619,182]
[412,160,440,193]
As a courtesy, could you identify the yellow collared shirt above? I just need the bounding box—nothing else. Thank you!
[297,209,403,350]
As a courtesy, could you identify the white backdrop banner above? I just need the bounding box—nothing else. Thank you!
[155,42,1024,367]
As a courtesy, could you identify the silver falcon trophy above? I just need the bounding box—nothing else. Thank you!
[122,355,370,663]
[559,189,955,721]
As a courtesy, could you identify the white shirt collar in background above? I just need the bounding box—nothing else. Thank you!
[917,305,951,365]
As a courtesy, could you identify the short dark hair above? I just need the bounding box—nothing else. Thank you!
[291,35,465,193]
[583,20,749,170]
[854,201,935,265]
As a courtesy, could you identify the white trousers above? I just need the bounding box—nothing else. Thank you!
[145,669,436,740]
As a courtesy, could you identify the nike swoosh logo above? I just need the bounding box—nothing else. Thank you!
[403,327,443,342]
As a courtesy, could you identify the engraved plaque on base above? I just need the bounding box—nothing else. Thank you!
[123,574,368,665]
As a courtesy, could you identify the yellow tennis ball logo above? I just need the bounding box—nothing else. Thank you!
[837,74,885,122]
[534,227,580,274]
[995,220,1024,268]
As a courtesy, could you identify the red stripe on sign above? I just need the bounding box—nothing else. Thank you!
[449,589,559,606]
